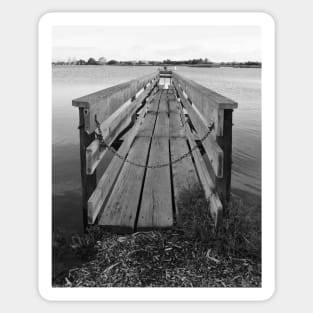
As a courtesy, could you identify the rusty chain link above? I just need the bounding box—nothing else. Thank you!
[94,107,213,169]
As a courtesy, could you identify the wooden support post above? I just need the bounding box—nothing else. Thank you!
[79,108,97,229]
[216,109,233,207]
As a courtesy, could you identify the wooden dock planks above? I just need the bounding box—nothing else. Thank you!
[158,91,169,112]
[98,136,151,231]
[153,112,169,137]
[97,88,219,230]
[137,135,173,229]
[98,92,161,230]
[169,108,185,138]
[137,92,172,229]
[136,113,157,137]
[136,91,161,137]
[147,90,161,112]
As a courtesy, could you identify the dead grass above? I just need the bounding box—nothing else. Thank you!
[53,185,261,287]
[177,185,261,261]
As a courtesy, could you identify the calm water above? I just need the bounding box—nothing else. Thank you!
[52,65,261,233]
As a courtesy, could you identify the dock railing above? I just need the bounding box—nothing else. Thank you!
[172,72,238,223]
[72,72,160,227]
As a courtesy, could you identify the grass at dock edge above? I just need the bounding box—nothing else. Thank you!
[53,185,261,287]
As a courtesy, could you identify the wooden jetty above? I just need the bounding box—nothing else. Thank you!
[73,69,238,231]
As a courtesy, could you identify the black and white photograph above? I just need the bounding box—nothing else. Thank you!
[5,0,313,313]
[38,12,274,299]
[6,0,313,310]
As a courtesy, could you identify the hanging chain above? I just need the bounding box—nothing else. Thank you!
[94,110,214,169]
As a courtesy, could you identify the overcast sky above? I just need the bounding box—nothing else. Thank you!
[52,26,261,62]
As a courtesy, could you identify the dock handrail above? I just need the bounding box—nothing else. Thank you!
[73,72,159,134]
[172,72,237,209]
[173,72,237,136]
[72,72,159,226]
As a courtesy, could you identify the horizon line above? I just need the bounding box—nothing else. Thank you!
[52,57,262,63]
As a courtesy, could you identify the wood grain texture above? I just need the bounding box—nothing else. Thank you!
[137,136,173,229]
[154,112,169,137]
[137,91,172,228]
[136,90,162,137]
[98,137,151,231]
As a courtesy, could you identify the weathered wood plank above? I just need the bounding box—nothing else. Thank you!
[154,112,169,137]
[169,101,185,138]
[158,91,169,112]
[148,90,170,138]
[137,136,173,229]
[179,103,223,226]
[85,83,155,174]
[173,73,237,137]
[137,91,172,228]
[146,89,162,113]
[136,90,162,137]
[87,95,154,224]
[136,113,157,138]
[169,98,181,113]
[175,83,224,178]
[78,108,97,228]
[98,136,151,231]
[216,109,233,205]
[172,72,237,113]
[73,73,159,134]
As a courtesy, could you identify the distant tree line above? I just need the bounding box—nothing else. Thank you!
[52,57,261,68]
[161,58,212,65]
[52,57,107,66]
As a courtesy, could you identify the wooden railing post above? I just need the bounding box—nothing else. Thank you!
[216,109,233,206]
[79,108,97,229]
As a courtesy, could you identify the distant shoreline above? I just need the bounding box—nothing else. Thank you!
[187,64,261,68]
[52,64,261,69]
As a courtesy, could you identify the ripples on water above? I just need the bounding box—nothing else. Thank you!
[52,65,261,232]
